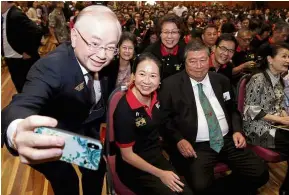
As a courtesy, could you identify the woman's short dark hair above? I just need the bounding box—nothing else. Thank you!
[157,13,185,37]
[259,42,289,71]
[215,33,237,48]
[118,32,137,48]
[132,53,162,76]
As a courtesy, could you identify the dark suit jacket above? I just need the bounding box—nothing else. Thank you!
[2,43,113,155]
[5,6,43,57]
[158,70,243,147]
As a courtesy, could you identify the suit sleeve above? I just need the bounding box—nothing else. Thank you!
[158,81,184,145]
[2,59,62,155]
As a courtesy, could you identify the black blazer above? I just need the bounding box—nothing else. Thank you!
[158,70,243,147]
[2,43,112,155]
[5,6,43,57]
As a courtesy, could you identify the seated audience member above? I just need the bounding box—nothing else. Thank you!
[114,53,193,195]
[257,21,289,60]
[209,33,237,81]
[144,13,186,80]
[202,24,218,53]
[232,28,256,85]
[159,39,269,195]
[250,23,271,51]
[103,32,136,90]
[243,43,289,195]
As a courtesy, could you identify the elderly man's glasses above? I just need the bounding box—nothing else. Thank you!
[75,28,119,56]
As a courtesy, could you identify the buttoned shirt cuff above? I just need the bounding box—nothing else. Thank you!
[7,119,24,150]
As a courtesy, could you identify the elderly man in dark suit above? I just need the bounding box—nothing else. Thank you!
[1,1,43,93]
[2,5,122,195]
[159,39,269,195]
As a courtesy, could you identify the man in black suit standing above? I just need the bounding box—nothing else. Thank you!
[1,1,43,93]
[2,5,122,195]
[159,40,269,195]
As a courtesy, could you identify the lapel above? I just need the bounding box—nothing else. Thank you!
[180,71,198,131]
[181,70,196,106]
[67,45,92,107]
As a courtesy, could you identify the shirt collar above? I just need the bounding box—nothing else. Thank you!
[76,58,89,76]
[126,84,158,110]
[189,73,210,88]
[2,7,11,18]
[266,69,280,87]
[160,44,179,56]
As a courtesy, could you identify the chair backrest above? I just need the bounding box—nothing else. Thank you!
[236,74,252,114]
[105,86,136,195]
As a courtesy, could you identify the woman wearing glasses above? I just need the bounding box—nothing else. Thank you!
[144,14,186,80]
[114,53,193,195]
[103,32,136,90]
[243,43,289,195]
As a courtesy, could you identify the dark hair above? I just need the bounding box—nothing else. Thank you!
[259,42,289,71]
[215,33,237,48]
[132,53,162,76]
[118,32,137,49]
[203,24,218,34]
[221,22,236,34]
[157,13,185,37]
[259,23,271,36]
[184,39,209,60]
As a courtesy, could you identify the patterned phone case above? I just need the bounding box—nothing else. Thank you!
[34,127,102,170]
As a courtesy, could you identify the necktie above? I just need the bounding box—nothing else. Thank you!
[197,83,224,153]
[1,15,4,57]
[86,72,96,103]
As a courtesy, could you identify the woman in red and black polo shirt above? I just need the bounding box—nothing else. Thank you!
[114,53,193,195]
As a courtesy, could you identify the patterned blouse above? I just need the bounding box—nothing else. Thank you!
[243,69,284,148]
[116,66,131,88]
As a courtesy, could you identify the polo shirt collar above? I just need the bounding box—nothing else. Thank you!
[160,43,179,56]
[126,84,158,110]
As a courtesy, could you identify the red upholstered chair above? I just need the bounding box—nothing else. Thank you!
[105,87,136,195]
[237,74,281,163]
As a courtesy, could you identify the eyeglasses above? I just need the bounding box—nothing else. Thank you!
[75,28,119,56]
[218,45,235,55]
[161,29,180,36]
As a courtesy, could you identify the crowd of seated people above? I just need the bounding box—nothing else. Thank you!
[3,1,289,195]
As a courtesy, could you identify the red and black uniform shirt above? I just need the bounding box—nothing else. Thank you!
[114,85,162,175]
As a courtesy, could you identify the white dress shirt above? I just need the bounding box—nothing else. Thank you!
[190,74,229,142]
[2,8,23,58]
[6,60,102,148]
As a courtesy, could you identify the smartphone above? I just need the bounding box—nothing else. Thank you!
[34,127,102,171]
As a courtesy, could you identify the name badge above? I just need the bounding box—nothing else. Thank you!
[223,91,231,101]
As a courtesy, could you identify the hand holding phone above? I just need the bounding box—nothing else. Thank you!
[14,115,64,165]
[35,127,103,170]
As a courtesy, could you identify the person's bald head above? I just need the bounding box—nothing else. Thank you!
[71,5,122,73]
[74,5,122,40]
